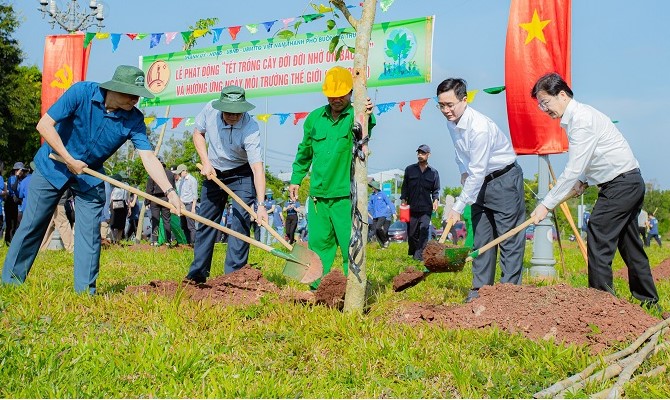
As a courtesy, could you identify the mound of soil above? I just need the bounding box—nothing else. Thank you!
[126,266,287,306]
[392,283,660,353]
[392,267,425,291]
[614,257,670,282]
[315,269,348,309]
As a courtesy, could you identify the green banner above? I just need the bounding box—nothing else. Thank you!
[139,16,433,107]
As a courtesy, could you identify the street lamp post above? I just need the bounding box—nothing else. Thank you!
[38,0,105,33]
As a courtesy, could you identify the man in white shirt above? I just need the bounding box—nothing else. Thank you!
[175,164,198,245]
[530,72,659,308]
[437,78,526,303]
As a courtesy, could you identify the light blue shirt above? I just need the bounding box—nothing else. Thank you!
[18,173,32,213]
[36,81,152,191]
[195,101,262,171]
[177,173,198,203]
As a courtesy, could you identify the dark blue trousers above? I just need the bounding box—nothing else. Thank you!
[186,169,255,281]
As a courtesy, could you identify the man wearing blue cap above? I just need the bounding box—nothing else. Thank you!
[2,65,182,294]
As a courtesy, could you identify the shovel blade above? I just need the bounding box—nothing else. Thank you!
[281,242,323,284]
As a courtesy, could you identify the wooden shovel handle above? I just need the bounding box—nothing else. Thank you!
[438,219,455,244]
[196,163,293,251]
[474,217,535,258]
[49,153,275,253]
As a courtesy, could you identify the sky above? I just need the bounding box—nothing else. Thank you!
[12,0,670,189]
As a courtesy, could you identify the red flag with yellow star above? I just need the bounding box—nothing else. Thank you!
[505,0,571,154]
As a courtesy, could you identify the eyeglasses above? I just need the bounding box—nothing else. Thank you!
[537,97,554,111]
[436,100,462,111]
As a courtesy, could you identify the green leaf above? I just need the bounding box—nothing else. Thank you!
[335,45,344,61]
[348,46,356,53]
[294,20,303,31]
[329,35,340,53]
[326,19,336,30]
[277,30,295,40]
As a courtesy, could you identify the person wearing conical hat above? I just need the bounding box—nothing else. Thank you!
[2,65,183,294]
[184,85,269,285]
[289,66,375,289]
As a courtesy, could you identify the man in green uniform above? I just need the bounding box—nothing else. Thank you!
[289,66,374,288]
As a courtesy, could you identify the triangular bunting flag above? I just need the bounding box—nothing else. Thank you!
[293,112,309,125]
[184,117,195,126]
[126,33,138,40]
[154,118,169,128]
[149,33,163,49]
[302,14,324,23]
[398,101,406,112]
[375,102,396,115]
[245,24,258,34]
[135,33,148,40]
[282,18,295,28]
[110,33,121,52]
[95,32,110,39]
[181,31,192,45]
[84,32,95,48]
[171,118,184,129]
[466,90,479,103]
[212,28,223,43]
[277,113,290,125]
[144,116,156,126]
[228,26,242,40]
[409,98,429,120]
[164,32,177,44]
[256,114,272,123]
[262,20,277,32]
[193,29,208,38]
[380,0,396,12]
[483,86,505,94]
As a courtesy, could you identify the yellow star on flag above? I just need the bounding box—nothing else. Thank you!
[519,9,551,45]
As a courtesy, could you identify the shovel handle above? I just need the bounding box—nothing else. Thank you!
[466,217,534,262]
[196,163,293,251]
[49,153,276,254]
[438,219,455,244]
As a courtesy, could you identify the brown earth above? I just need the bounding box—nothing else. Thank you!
[125,266,348,308]
[392,267,425,291]
[614,257,670,282]
[391,283,661,353]
[422,241,468,272]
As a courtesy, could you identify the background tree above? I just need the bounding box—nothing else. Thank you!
[0,4,42,168]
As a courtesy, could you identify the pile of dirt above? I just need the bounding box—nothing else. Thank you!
[392,283,661,353]
[422,241,468,272]
[614,257,670,282]
[125,267,349,308]
[392,267,425,291]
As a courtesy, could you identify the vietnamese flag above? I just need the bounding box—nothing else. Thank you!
[505,0,571,155]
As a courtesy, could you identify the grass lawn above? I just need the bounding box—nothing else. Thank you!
[1,238,669,398]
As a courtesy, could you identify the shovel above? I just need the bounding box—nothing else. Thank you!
[195,163,322,282]
[49,154,323,283]
[423,219,472,272]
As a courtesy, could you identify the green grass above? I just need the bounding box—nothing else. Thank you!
[1,239,669,398]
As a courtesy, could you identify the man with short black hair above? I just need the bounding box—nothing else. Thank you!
[437,78,526,303]
[530,72,659,307]
[401,145,440,261]
[2,65,182,294]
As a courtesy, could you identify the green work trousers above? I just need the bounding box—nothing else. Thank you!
[307,196,351,287]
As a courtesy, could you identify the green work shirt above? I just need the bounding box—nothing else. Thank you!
[291,103,375,198]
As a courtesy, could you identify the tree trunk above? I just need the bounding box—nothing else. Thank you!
[341,0,377,313]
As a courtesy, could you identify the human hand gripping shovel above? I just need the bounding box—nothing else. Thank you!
[49,154,322,284]
[196,163,323,283]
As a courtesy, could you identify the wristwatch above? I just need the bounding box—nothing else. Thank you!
[165,187,176,196]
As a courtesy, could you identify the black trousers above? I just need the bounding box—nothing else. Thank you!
[3,197,18,244]
[372,216,391,244]
[149,200,172,243]
[408,212,431,260]
[588,170,658,304]
[285,214,298,244]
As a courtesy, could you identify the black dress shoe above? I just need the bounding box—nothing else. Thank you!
[182,276,206,285]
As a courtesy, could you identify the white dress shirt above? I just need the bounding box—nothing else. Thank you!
[542,99,639,210]
[177,173,198,203]
[447,106,517,214]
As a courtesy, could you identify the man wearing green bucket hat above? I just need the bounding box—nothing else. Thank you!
[2,65,182,294]
[184,85,268,284]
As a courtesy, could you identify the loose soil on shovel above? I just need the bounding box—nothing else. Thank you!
[391,283,661,353]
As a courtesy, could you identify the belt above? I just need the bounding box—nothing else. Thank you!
[597,168,640,188]
[484,162,516,182]
[216,163,252,178]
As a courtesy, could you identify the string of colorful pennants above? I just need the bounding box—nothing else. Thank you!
[143,85,505,129]
[82,1,396,51]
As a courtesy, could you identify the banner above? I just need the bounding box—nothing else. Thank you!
[139,17,433,107]
[505,0,570,155]
[41,34,92,116]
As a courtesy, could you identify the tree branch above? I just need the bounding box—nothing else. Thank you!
[332,0,358,30]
